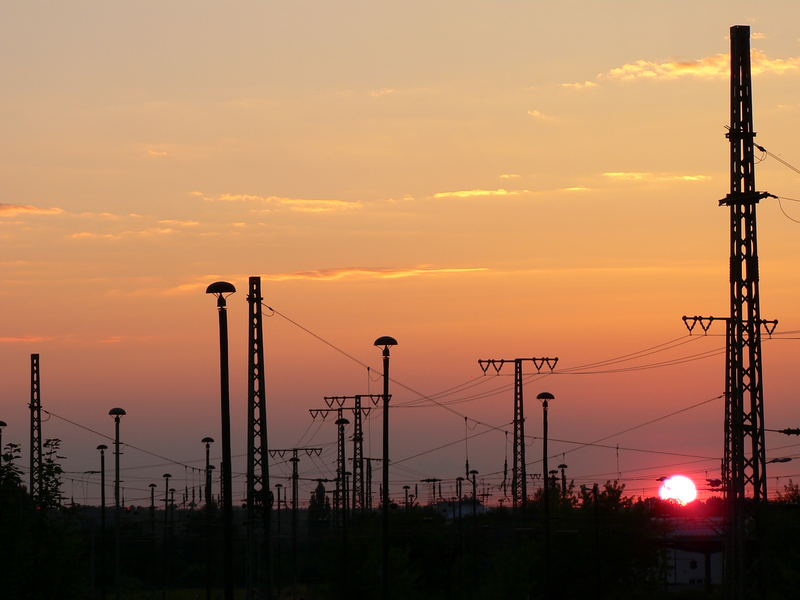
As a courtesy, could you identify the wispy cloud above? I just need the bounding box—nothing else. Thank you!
[432,188,530,199]
[560,186,591,192]
[603,172,711,182]
[147,149,169,157]
[158,219,200,227]
[369,88,397,98]
[209,193,361,213]
[69,227,177,240]
[0,204,64,217]
[264,266,489,282]
[527,109,557,121]
[602,49,800,81]
[499,173,520,179]
[0,335,54,343]
[561,80,598,90]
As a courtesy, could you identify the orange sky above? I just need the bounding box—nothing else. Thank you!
[2,2,800,505]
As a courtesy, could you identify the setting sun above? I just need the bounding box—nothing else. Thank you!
[659,475,698,505]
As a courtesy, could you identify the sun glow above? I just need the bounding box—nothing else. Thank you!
[659,475,698,505]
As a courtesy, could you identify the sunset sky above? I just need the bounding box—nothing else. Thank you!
[3,1,800,506]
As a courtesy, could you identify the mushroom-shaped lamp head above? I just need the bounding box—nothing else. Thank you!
[149,483,157,488]
[163,473,172,479]
[0,420,6,428]
[536,392,555,401]
[558,463,568,469]
[109,407,126,417]
[335,417,350,426]
[97,444,108,451]
[206,281,236,307]
[202,437,214,444]
[206,281,236,295]
[374,335,398,348]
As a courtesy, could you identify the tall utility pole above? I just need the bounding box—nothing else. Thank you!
[683,25,776,600]
[268,447,323,589]
[374,336,397,600]
[29,353,43,503]
[206,281,236,600]
[246,276,271,600]
[478,357,558,509]
[311,395,381,515]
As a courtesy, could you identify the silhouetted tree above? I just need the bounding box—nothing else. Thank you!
[39,438,65,509]
[0,442,23,488]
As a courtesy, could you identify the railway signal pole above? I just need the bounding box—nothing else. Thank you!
[684,25,777,599]
[478,357,558,509]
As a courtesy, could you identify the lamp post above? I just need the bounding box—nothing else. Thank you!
[403,485,410,510]
[206,281,236,600]
[374,335,397,600]
[98,444,108,600]
[537,392,555,599]
[202,437,214,506]
[108,407,126,600]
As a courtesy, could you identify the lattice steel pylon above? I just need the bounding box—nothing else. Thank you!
[478,357,558,509]
[29,353,43,502]
[684,25,776,599]
[310,395,381,516]
[724,25,772,598]
[246,276,271,599]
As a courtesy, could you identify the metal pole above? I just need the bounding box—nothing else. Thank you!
[202,438,213,506]
[291,453,299,591]
[207,282,236,600]
[163,473,171,599]
[275,484,282,594]
[111,410,124,600]
[470,471,478,517]
[149,483,157,600]
[374,336,396,600]
[539,393,553,599]
[99,445,107,600]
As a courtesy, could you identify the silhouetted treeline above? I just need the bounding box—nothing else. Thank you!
[5,458,800,599]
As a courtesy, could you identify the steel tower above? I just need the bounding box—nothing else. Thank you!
[246,276,271,599]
